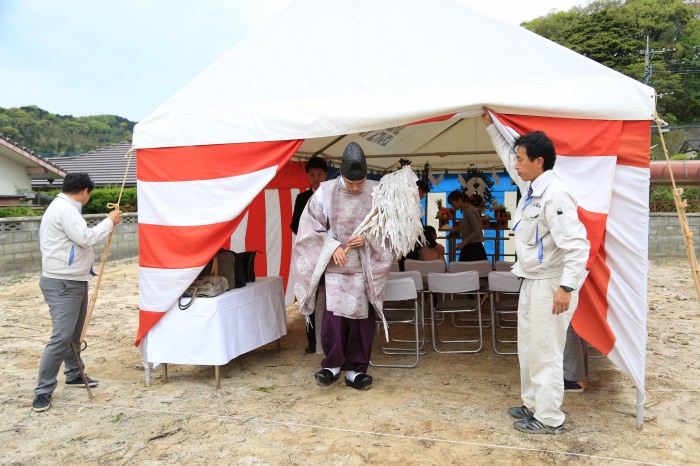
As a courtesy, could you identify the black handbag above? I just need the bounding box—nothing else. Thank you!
[234,250,260,283]
[201,249,245,289]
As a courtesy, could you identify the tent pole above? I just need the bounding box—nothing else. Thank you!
[636,388,645,430]
[310,135,346,158]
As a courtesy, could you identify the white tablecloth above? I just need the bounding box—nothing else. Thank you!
[142,277,287,366]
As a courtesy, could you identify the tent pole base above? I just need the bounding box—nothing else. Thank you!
[636,388,645,430]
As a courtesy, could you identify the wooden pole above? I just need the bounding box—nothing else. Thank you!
[75,147,134,399]
[655,119,700,302]
[80,147,134,344]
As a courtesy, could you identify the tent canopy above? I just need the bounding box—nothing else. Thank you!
[134,0,654,156]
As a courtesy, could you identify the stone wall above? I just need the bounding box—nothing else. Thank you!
[0,212,698,278]
[648,212,700,257]
[0,213,138,277]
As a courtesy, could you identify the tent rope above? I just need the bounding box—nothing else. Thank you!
[79,145,135,345]
[654,118,700,302]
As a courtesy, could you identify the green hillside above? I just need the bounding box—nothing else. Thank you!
[0,105,135,157]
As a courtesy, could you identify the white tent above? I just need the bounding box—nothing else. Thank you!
[133,0,655,422]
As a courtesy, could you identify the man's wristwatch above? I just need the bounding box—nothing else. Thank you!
[560,285,574,292]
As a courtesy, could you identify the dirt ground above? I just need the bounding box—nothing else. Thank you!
[0,257,698,465]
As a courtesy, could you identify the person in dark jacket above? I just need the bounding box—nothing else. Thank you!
[290,156,328,353]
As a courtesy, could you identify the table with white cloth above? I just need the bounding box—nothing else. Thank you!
[141,277,287,388]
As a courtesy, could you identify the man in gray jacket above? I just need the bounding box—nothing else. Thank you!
[483,109,590,434]
[32,173,122,412]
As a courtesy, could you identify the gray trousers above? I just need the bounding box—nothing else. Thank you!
[563,324,589,381]
[35,276,89,395]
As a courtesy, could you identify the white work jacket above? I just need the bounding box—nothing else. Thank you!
[487,125,590,290]
[39,193,114,281]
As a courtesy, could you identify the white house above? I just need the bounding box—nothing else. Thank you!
[0,135,65,206]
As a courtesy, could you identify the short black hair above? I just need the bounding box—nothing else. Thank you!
[305,156,328,173]
[62,172,95,194]
[447,189,467,203]
[513,131,556,171]
[416,180,430,193]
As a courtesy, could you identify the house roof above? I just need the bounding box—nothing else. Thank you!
[0,134,66,180]
[32,141,135,189]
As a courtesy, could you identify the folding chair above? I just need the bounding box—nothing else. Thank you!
[449,259,493,285]
[428,271,483,353]
[494,261,515,272]
[388,270,427,350]
[404,259,446,288]
[370,277,421,368]
[488,271,521,355]
[403,259,446,327]
[449,259,493,325]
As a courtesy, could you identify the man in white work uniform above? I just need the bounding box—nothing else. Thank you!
[483,109,590,435]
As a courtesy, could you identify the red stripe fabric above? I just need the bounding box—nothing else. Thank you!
[406,113,455,125]
[575,208,615,355]
[245,193,268,278]
[496,114,622,157]
[136,310,166,347]
[578,208,607,269]
[137,140,303,182]
[266,160,309,189]
[574,249,615,354]
[139,220,242,269]
[278,189,294,292]
[618,121,651,168]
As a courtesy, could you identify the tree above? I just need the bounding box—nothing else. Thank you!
[522,0,700,124]
[0,105,135,156]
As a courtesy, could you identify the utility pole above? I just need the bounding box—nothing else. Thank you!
[640,35,676,86]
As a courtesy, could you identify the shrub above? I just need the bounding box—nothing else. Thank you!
[651,185,700,201]
[0,206,44,218]
[84,187,137,214]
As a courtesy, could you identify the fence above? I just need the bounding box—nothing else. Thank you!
[0,212,698,278]
[0,213,139,277]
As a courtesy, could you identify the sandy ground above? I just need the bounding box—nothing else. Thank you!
[0,257,698,465]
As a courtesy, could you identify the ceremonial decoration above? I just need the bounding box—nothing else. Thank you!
[434,199,455,230]
[458,167,495,210]
[349,165,423,258]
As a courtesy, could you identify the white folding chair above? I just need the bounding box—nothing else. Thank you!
[404,259,446,288]
[370,277,421,368]
[449,259,493,278]
[403,259,445,328]
[428,271,483,353]
[449,259,493,325]
[390,261,401,272]
[488,271,521,355]
[387,270,427,351]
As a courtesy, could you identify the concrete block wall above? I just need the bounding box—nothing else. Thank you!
[1,212,698,278]
[0,213,138,277]
[648,212,700,257]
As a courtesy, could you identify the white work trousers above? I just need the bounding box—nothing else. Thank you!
[517,277,578,427]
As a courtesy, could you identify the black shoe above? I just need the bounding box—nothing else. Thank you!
[513,416,567,435]
[304,345,316,354]
[32,393,52,412]
[564,379,587,393]
[66,375,99,388]
[345,373,373,391]
[507,405,534,419]
[315,369,340,386]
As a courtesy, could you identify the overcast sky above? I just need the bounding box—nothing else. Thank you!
[0,0,586,122]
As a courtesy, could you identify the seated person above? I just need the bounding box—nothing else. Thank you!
[419,225,445,264]
[399,180,431,270]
